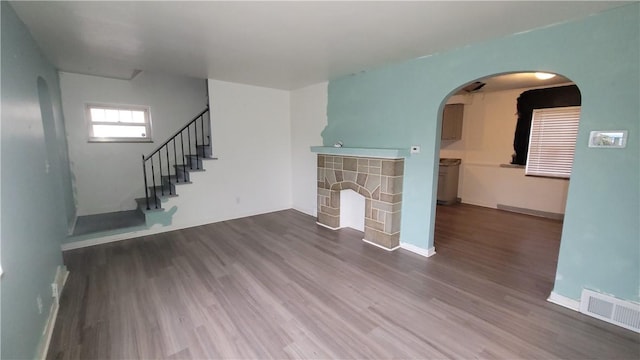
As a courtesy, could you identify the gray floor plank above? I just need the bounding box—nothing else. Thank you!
[48,206,640,359]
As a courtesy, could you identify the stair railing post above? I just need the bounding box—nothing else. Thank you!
[200,114,206,158]
[165,145,172,195]
[187,125,192,169]
[173,138,178,184]
[194,117,200,169]
[180,132,185,182]
[158,151,164,196]
[151,155,158,209]
[142,155,150,210]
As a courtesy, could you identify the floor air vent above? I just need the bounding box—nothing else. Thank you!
[580,289,640,333]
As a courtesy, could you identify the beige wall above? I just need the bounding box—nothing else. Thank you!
[440,87,570,215]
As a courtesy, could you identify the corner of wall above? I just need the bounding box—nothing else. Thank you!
[547,291,581,312]
[290,82,328,218]
[400,242,436,258]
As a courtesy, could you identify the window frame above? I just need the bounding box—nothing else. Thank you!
[86,103,153,143]
[525,106,581,179]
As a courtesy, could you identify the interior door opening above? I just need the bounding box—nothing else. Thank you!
[432,72,581,299]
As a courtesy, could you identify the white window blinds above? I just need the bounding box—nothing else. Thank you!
[526,106,581,178]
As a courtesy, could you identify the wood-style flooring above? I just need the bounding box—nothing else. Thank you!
[49,205,639,359]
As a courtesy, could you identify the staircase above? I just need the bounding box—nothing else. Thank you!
[66,107,215,245]
[137,107,215,215]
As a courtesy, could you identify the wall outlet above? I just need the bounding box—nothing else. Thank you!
[410,145,421,154]
[36,294,43,314]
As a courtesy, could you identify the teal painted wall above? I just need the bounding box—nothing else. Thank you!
[1,2,75,358]
[325,4,639,302]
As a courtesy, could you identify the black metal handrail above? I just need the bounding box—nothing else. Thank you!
[141,107,210,210]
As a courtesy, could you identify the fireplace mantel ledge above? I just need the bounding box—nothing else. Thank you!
[310,146,410,159]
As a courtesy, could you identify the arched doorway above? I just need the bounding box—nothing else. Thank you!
[432,71,581,299]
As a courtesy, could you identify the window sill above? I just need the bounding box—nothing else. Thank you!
[525,174,570,181]
[500,164,525,169]
[89,138,153,143]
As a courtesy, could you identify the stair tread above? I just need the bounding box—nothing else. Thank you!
[175,163,208,167]
[162,180,193,186]
[174,165,206,172]
[150,193,179,199]
[185,154,217,160]
[161,180,191,184]
[144,185,179,197]
[135,197,165,212]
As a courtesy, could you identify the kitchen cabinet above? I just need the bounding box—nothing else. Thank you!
[437,158,461,205]
[441,104,464,140]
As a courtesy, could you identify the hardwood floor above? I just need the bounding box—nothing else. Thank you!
[49,206,639,359]
[435,203,563,300]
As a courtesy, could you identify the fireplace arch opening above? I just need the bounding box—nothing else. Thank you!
[339,189,365,232]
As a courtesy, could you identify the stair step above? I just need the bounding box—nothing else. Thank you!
[184,154,217,170]
[148,185,178,199]
[162,171,191,183]
[196,144,213,158]
[185,154,217,161]
[161,175,192,186]
[135,197,164,212]
[174,164,206,173]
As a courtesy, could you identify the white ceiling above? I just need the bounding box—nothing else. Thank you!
[455,73,573,95]
[10,1,628,90]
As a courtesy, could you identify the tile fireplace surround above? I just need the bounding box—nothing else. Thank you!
[316,153,404,250]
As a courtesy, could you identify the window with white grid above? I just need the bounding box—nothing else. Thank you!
[525,106,581,179]
[87,104,152,142]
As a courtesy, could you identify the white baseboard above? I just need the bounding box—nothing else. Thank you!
[53,266,70,302]
[547,291,580,312]
[316,221,341,230]
[497,203,564,221]
[35,265,69,360]
[459,199,497,209]
[362,238,400,251]
[400,242,436,258]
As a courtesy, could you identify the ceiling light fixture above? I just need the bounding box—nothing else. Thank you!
[535,72,556,80]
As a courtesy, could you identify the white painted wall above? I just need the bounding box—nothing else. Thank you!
[63,79,293,249]
[441,87,570,214]
[205,79,292,217]
[290,82,328,216]
[60,71,208,215]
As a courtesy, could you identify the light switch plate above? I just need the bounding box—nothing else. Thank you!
[588,130,627,148]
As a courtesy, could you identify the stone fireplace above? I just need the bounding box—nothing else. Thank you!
[315,153,404,250]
